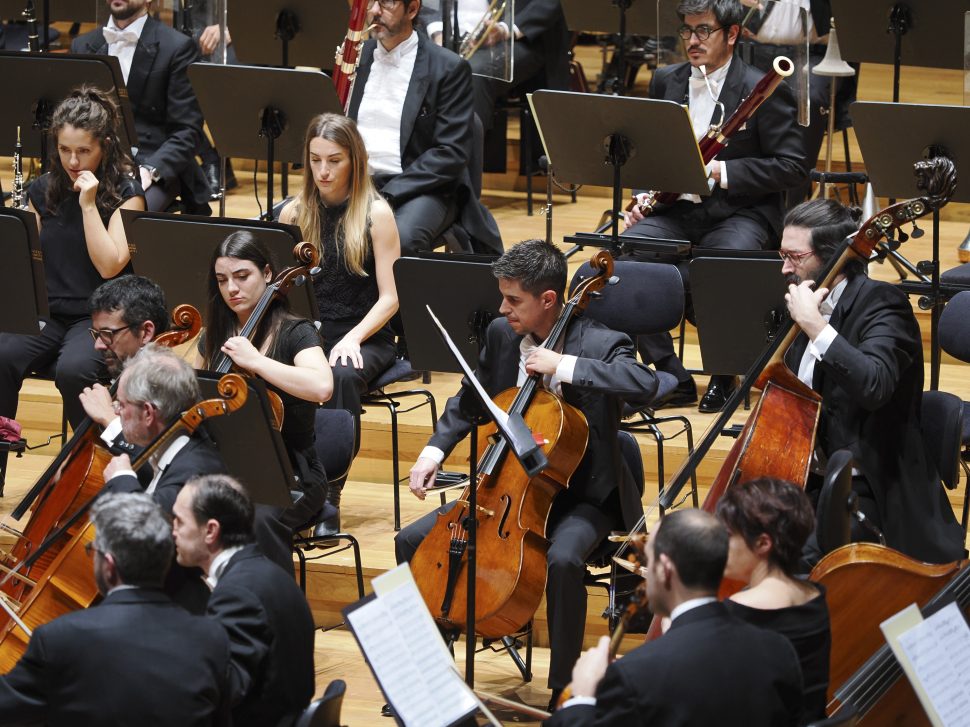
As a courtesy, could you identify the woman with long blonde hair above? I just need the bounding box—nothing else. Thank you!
[279,113,400,532]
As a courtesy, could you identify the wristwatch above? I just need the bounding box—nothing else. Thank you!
[141,165,161,184]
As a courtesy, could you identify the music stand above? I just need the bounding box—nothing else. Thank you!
[561,0,681,94]
[851,102,970,389]
[121,210,319,322]
[0,0,97,50]
[0,51,136,168]
[529,90,709,253]
[394,255,501,374]
[228,0,348,69]
[187,63,341,219]
[196,373,294,508]
[0,207,48,334]
[832,0,970,101]
[690,256,786,375]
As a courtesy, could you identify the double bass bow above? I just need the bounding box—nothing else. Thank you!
[409,252,615,639]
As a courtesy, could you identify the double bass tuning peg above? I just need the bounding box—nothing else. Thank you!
[910,222,925,239]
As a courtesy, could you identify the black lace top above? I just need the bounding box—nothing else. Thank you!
[314,201,379,325]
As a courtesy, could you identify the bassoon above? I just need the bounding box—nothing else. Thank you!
[332,0,371,113]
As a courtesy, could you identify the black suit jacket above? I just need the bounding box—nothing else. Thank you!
[72,17,211,213]
[348,32,502,254]
[514,0,570,90]
[786,275,965,563]
[545,601,802,727]
[430,316,658,529]
[207,544,315,727]
[0,588,230,727]
[649,56,806,240]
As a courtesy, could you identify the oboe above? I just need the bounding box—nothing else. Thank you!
[22,0,40,52]
[11,126,26,210]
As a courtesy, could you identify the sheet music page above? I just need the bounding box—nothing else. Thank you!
[883,602,970,727]
[346,565,479,727]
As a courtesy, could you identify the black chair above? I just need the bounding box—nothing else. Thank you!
[816,449,854,556]
[361,357,437,532]
[295,679,347,727]
[569,259,698,510]
[806,703,858,727]
[937,290,970,529]
[292,408,364,602]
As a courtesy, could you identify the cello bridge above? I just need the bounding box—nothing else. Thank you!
[455,500,495,518]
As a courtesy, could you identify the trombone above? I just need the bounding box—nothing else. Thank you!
[459,0,509,61]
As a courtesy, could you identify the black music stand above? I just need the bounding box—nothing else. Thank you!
[196,373,294,508]
[851,102,970,389]
[831,0,970,102]
[561,0,681,94]
[529,90,709,253]
[228,0,348,69]
[121,210,319,322]
[690,256,786,376]
[0,207,47,334]
[188,63,341,220]
[0,0,96,50]
[0,51,136,169]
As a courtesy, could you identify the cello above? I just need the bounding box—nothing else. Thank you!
[409,252,614,639]
[0,304,203,608]
[0,373,247,669]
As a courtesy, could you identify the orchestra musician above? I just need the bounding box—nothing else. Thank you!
[780,199,966,565]
[73,0,212,214]
[396,239,659,709]
[0,87,144,481]
[547,509,803,726]
[346,0,502,255]
[624,0,806,414]
[716,477,830,724]
[0,494,231,726]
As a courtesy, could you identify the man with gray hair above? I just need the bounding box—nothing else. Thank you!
[103,344,226,612]
[0,493,231,725]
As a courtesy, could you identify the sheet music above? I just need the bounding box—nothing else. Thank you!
[882,602,970,727]
[345,565,479,727]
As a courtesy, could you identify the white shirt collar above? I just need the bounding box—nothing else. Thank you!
[106,12,148,40]
[375,30,419,67]
[205,545,245,590]
[820,277,849,318]
[690,57,732,87]
[669,596,718,623]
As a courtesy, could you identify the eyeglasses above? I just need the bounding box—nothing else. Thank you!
[370,0,402,9]
[112,397,148,414]
[677,24,726,41]
[778,249,815,264]
[88,324,135,345]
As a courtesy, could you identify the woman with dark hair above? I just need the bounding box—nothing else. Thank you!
[196,231,333,564]
[279,112,400,530]
[0,85,144,473]
[716,477,831,724]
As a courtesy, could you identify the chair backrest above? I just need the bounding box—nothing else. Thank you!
[816,449,854,556]
[295,679,346,727]
[617,430,645,499]
[920,390,963,490]
[313,408,356,489]
[939,290,970,363]
[569,260,684,337]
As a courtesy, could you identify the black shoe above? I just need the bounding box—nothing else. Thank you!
[202,160,238,200]
[381,703,395,718]
[312,504,340,538]
[655,377,697,409]
[698,375,738,414]
[547,688,564,713]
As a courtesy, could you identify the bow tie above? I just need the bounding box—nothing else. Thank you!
[103,27,139,47]
[374,48,400,68]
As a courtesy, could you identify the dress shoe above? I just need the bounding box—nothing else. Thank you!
[698,375,738,414]
[202,160,237,200]
[547,688,564,713]
[654,377,697,409]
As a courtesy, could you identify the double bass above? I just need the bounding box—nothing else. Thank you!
[409,252,615,639]
[0,305,203,610]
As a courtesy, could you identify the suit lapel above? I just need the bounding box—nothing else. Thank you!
[810,276,865,391]
[399,35,430,157]
[716,55,746,120]
[663,63,692,103]
[83,30,108,54]
[125,16,160,108]
[347,41,375,118]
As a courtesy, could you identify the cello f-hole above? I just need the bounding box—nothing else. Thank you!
[497,494,512,539]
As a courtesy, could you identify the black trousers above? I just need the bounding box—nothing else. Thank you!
[394,492,618,691]
[625,205,773,381]
[392,193,459,257]
[469,38,546,133]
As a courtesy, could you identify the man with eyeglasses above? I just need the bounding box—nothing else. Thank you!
[781,199,964,567]
[0,493,231,726]
[624,0,806,415]
[346,0,502,256]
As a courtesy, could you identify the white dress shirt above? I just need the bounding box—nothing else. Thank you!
[205,545,244,590]
[357,31,420,176]
[103,13,149,84]
[105,434,191,495]
[679,59,732,203]
[795,277,848,389]
[754,0,815,45]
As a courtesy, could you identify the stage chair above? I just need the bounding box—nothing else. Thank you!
[815,449,853,557]
[26,364,68,445]
[569,259,698,510]
[295,679,347,727]
[938,290,970,531]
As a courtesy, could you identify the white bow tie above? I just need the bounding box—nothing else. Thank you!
[103,27,139,46]
[375,48,400,68]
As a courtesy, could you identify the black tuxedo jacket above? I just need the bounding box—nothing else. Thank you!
[207,544,315,727]
[429,316,658,529]
[786,275,965,563]
[545,601,802,727]
[348,32,502,254]
[0,588,231,727]
[72,17,211,213]
[514,0,570,90]
[649,56,806,239]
